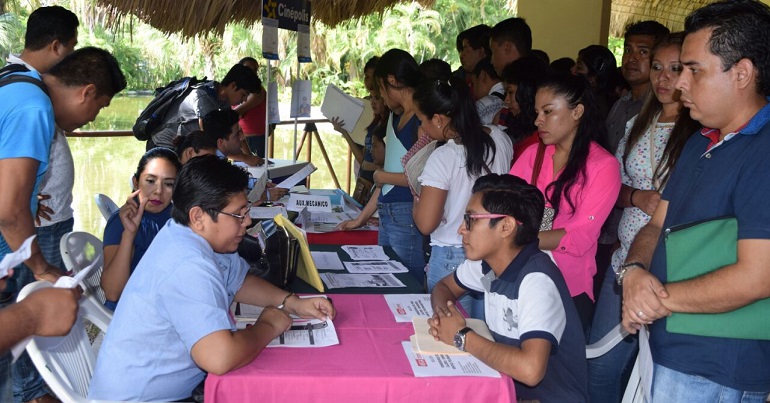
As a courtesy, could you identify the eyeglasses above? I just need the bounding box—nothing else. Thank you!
[217,203,252,224]
[463,213,521,230]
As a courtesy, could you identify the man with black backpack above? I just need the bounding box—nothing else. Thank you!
[143,64,261,150]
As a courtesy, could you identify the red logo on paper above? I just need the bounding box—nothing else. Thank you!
[397,304,406,315]
[416,359,427,366]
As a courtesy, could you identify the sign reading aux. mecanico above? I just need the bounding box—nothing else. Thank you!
[262,0,312,32]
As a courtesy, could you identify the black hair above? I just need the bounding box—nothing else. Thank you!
[413,75,496,177]
[624,32,700,189]
[173,130,218,158]
[47,47,126,98]
[501,55,548,141]
[456,24,492,56]
[171,155,249,226]
[472,57,500,81]
[530,49,550,66]
[490,18,533,57]
[364,56,380,72]
[550,57,576,74]
[202,109,241,141]
[419,58,452,82]
[472,174,544,246]
[374,49,421,90]
[539,73,606,217]
[24,6,79,51]
[221,64,260,93]
[624,20,670,44]
[133,147,181,182]
[372,124,386,143]
[684,0,770,96]
[577,45,621,117]
[238,56,258,66]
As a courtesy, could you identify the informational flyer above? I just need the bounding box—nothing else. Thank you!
[0,235,34,278]
[401,342,501,378]
[341,245,390,261]
[384,294,434,323]
[297,24,311,63]
[320,273,406,289]
[261,18,279,60]
[267,81,280,124]
[290,80,312,118]
[343,260,408,274]
[310,251,345,270]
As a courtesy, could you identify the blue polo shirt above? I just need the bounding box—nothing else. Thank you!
[378,114,419,204]
[455,242,588,402]
[649,99,770,391]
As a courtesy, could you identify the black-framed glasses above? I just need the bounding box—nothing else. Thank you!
[217,203,252,224]
[463,213,521,230]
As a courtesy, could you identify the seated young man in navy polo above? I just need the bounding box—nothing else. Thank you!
[89,156,335,402]
[429,174,587,402]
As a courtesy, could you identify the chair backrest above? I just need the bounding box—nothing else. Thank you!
[17,281,101,403]
[586,323,643,402]
[60,232,107,305]
[94,193,119,221]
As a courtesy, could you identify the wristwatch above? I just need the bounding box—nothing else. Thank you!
[453,327,474,352]
[616,262,647,286]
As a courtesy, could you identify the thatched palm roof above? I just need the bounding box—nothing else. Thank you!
[96,0,719,39]
[609,0,718,36]
[96,0,435,37]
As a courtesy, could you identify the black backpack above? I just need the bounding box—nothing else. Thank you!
[0,64,49,96]
[132,76,206,141]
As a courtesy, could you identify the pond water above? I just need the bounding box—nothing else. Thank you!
[71,95,353,238]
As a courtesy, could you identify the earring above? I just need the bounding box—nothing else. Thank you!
[436,124,441,129]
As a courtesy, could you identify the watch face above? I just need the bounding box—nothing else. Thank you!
[453,332,464,351]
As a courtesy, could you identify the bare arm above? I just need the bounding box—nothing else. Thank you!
[537,228,567,251]
[374,169,408,188]
[101,191,145,303]
[412,186,447,235]
[335,187,380,230]
[0,287,80,353]
[234,88,266,117]
[0,158,59,282]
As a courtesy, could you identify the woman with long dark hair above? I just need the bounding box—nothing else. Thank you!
[588,32,699,403]
[412,76,512,317]
[510,73,621,330]
[336,49,426,281]
[500,55,548,162]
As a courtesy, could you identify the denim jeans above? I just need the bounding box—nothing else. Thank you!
[426,245,485,320]
[587,263,638,403]
[652,364,770,403]
[377,202,427,284]
[35,217,74,273]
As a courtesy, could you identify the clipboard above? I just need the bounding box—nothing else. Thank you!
[665,216,770,340]
[274,214,324,292]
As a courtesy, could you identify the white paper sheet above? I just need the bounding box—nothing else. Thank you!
[320,84,365,133]
[411,317,494,355]
[320,273,406,289]
[261,18,279,60]
[384,294,434,323]
[344,260,408,274]
[310,251,345,270]
[247,170,268,202]
[0,235,35,278]
[276,163,317,189]
[340,245,390,261]
[297,24,311,63]
[401,341,501,378]
[267,82,280,124]
[249,206,288,220]
[290,80,312,118]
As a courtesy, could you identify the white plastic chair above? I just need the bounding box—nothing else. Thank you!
[17,281,113,403]
[60,231,108,307]
[94,194,119,221]
[586,323,644,403]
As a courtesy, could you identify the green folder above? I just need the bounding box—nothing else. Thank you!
[665,216,770,339]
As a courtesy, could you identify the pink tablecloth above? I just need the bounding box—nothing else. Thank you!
[306,230,378,245]
[205,294,516,403]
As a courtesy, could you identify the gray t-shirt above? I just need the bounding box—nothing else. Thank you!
[151,81,226,148]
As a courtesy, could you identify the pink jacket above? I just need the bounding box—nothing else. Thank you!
[510,142,620,300]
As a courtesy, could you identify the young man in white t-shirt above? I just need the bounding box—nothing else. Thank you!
[429,173,587,402]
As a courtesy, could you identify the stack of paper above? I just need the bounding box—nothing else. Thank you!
[410,317,494,355]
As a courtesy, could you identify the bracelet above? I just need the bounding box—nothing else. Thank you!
[629,189,639,208]
[277,292,295,309]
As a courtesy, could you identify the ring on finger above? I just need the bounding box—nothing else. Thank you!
[638,310,645,317]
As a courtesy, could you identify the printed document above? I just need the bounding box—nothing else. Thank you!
[310,251,345,270]
[343,260,408,274]
[341,245,390,261]
[276,163,317,189]
[0,235,35,278]
[320,273,406,289]
[384,294,434,323]
[401,342,501,378]
[320,84,365,133]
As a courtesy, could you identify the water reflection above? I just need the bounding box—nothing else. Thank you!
[69,96,352,239]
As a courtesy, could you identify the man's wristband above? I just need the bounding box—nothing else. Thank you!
[277,292,295,309]
[616,262,647,286]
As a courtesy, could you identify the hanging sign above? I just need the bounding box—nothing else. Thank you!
[263,0,311,32]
